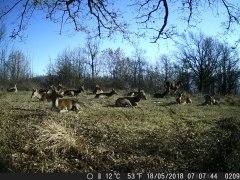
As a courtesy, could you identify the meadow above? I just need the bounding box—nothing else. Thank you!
[0,90,240,172]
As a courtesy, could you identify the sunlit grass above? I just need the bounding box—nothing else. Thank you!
[0,90,240,172]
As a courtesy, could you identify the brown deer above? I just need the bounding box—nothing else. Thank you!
[31,88,52,102]
[95,89,118,98]
[115,90,147,107]
[7,84,18,92]
[51,89,80,113]
[202,94,218,105]
[165,81,183,93]
[64,85,85,97]
[176,92,192,104]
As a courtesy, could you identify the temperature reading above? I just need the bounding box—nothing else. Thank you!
[106,172,121,179]
[128,173,143,179]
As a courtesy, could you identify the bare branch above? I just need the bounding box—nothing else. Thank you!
[153,0,169,43]
[0,0,23,19]
[66,0,79,31]
[10,0,31,39]
[221,0,239,29]
[0,0,239,43]
[137,0,161,24]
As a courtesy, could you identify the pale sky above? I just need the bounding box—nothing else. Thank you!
[1,0,239,76]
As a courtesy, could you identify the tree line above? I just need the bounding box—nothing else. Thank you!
[1,29,240,95]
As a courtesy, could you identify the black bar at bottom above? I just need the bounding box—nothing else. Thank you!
[0,172,238,180]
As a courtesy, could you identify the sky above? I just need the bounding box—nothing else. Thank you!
[1,0,239,76]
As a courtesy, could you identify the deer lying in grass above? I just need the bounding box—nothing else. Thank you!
[95,89,118,98]
[7,84,18,92]
[115,90,147,107]
[51,89,80,113]
[202,94,218,105]
[31,88,52,102]
[126,91,138,97]
[176,92,192,104]
[153,89,169,98]
[64,85,85,97]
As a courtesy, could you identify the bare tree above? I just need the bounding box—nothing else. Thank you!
[177,32,240,94]
[49,47,86,86]
[0,24,6,42]
[131,47,148,87]
[0,24,8,83]
[85,36,100,79]
[5,50,31,81]
[177,32,220,93]
[157,55,175,82]
[0,1,239,43]
[216,43,240,94]
[101,48,126,78]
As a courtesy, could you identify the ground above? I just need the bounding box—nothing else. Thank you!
[0,90,240,172]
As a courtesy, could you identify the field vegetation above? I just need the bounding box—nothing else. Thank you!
[0,90,240,172]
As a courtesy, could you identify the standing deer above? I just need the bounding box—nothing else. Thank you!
[115,90,147,107]
[165,81,183,93]
[176,92,192,104]
[51,89,81,113]
[95,89,118,98]
[7,84,18,92]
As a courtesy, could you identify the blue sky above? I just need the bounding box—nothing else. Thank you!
[2,0,239,76]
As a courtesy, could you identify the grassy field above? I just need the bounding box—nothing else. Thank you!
[0,90,240,172]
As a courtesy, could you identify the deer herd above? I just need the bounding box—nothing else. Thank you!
[6,81,219,113]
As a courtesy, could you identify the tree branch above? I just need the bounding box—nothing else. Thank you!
[0,0,23,19]
[221,0,239,30]
[154,0,168,43]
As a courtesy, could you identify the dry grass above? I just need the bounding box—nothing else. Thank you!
[0,90,240,172]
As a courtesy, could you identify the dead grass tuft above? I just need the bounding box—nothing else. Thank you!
[33,120,79,152]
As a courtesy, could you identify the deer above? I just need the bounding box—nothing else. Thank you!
[126,88,145,97]
[95,89,118,98]
[7,84,18,92]
[57,83,68,95]
[93,84,103,94]
[51,89,81,113]
[37,85,55,94]
[64,85,85,97]
[153,89,169,98]
[176,92,192,104]
[115,90,147,107]
[164,81,183,93]
[202,94,218,105]
[31,88,52,102]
